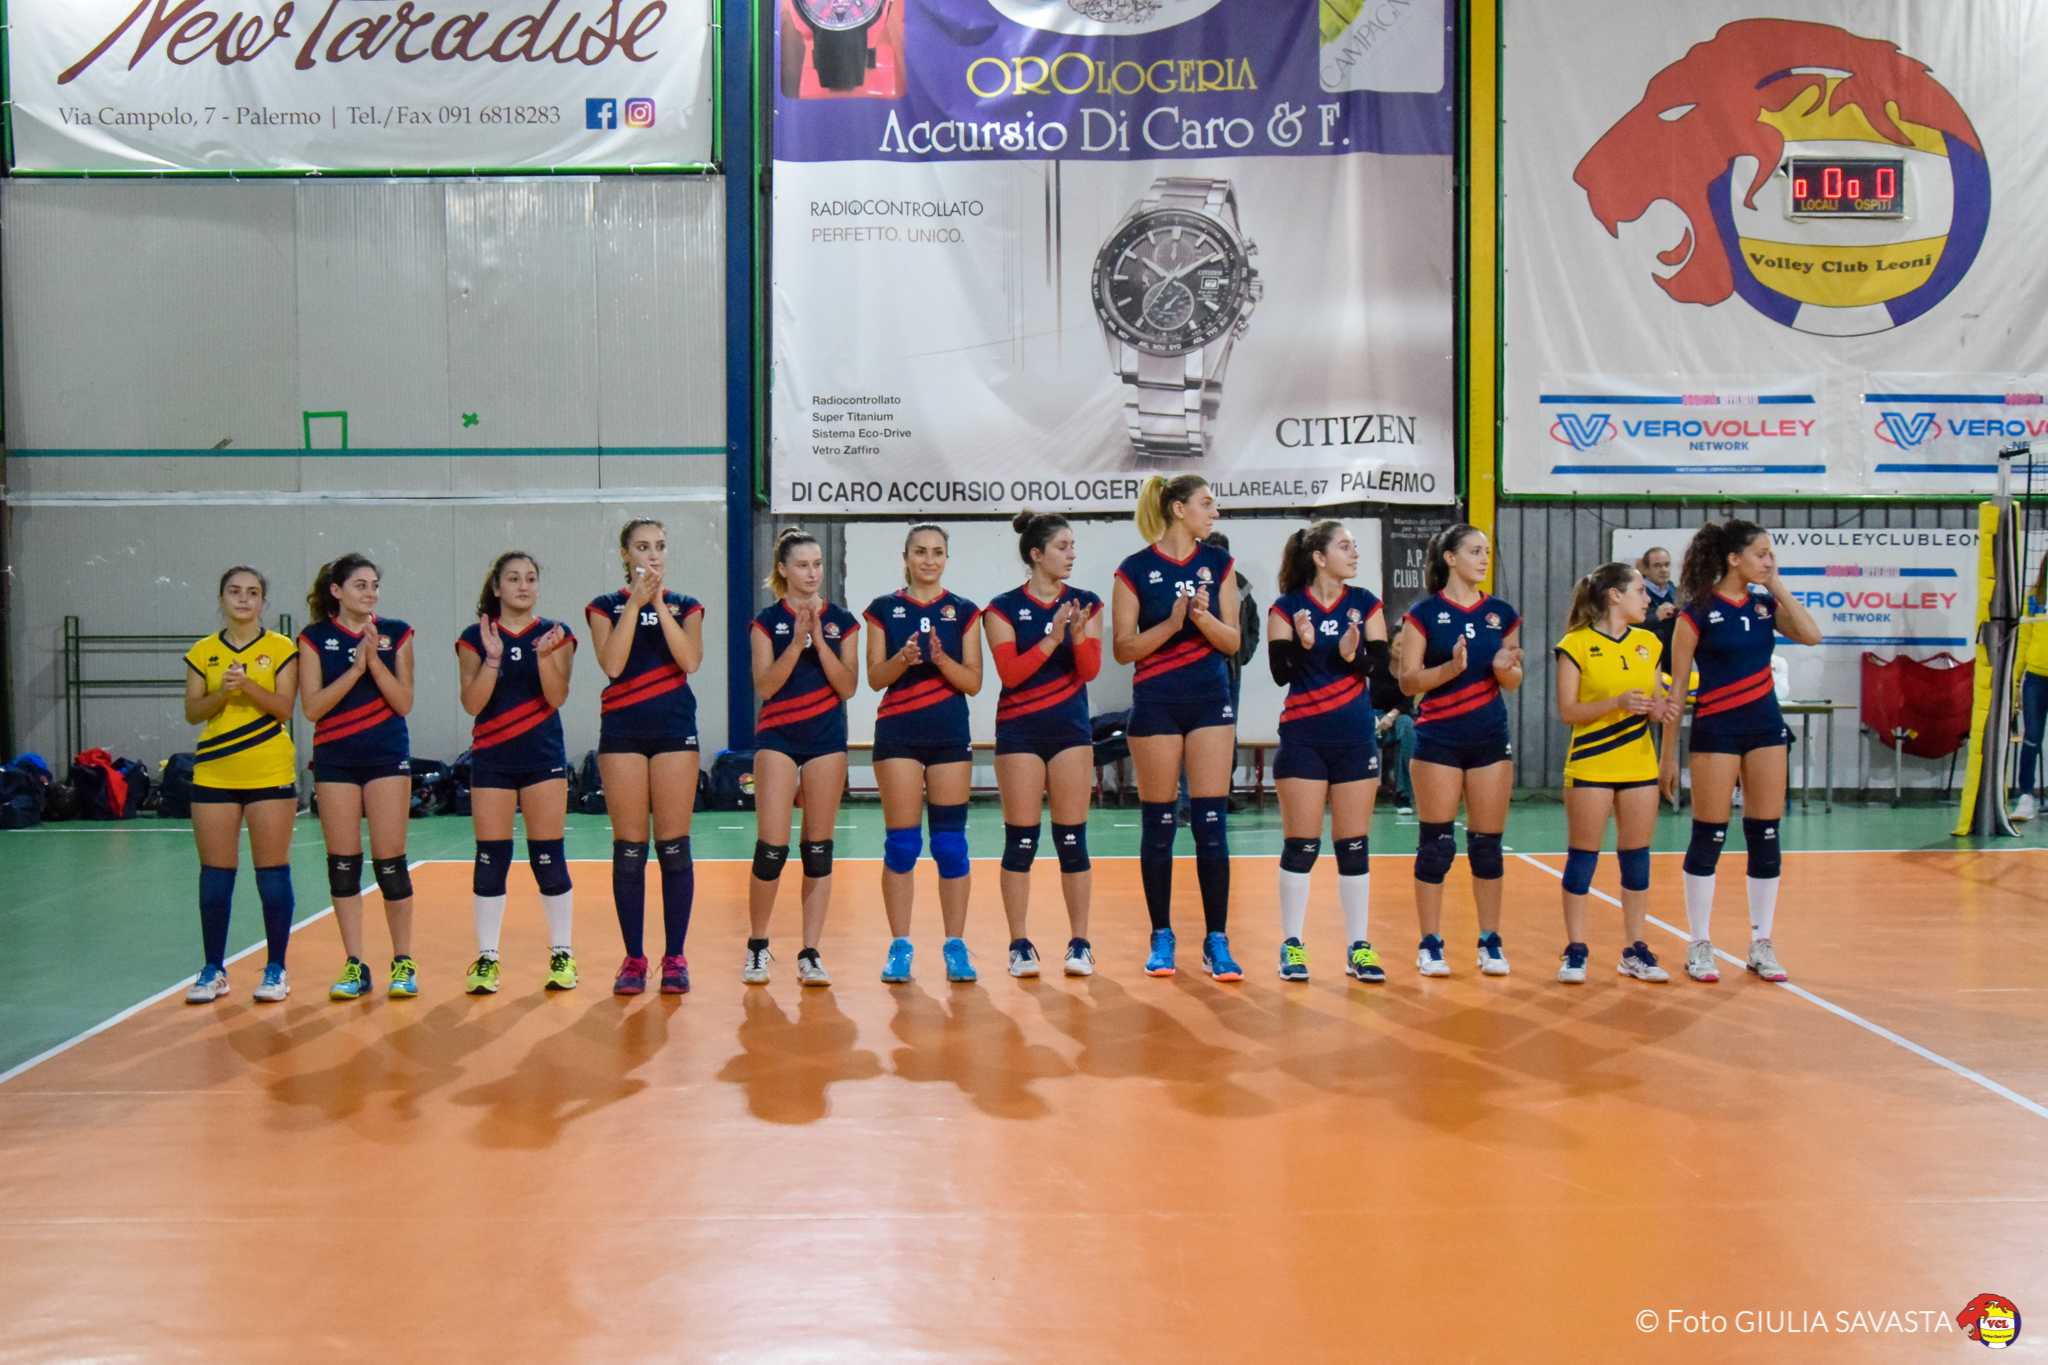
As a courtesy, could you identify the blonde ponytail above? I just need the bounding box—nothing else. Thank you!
[1134,473,1208,545]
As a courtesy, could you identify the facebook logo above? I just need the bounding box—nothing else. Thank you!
[586,98,617,129]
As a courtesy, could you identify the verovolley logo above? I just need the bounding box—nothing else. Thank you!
[1575,19,1989,337]
[1957,1294,2021,1349]
[1550,412,1617,451]
[1540,384,1822,478]
[1874,411,1937,448]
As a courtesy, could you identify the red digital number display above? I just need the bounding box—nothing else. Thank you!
[1787,157,1905,217]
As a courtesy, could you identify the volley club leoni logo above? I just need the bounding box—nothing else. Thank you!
[1574,19,1990,337]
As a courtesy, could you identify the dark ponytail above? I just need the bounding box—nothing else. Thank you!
[1277,520,1345,595]
[1679,519,1765,605]
[1424,523,1484,594]
[307,552,378,623]
[476,551,539,619]
[1013,509,1071,566]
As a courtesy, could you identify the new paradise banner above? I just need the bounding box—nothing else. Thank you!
[1503,1,2048,496]
[770,0,1455,514]
[6,0,714,171]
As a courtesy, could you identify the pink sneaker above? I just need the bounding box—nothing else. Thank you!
[659,954,691,994]
[613,956,649,995]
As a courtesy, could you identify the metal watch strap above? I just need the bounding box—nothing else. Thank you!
[1118,177,1241,460]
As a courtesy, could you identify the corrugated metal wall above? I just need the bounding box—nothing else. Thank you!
[2,177,730,770]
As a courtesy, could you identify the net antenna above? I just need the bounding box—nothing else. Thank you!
[1964,441,2031,835]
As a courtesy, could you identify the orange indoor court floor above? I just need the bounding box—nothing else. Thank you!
[2,851,2045,1362]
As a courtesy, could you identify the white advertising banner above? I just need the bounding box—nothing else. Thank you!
[1538,373,1823,488]
[6,0,714,171]
[1504,2,2048,496]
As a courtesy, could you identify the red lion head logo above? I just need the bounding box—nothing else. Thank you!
[1958,1294,2021,1347]
[1573,19,1981,308]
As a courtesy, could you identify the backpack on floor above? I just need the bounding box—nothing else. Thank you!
[710,749,756,811]
[157,753,196,819]
[572,750,607,814]
[695,769,713,812]
[0,768,42,829]
[451,750,473,817]
[409,759,454,817]
[113,758,153,817]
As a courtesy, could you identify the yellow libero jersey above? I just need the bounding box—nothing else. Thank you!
[1555,624,1662,783]
[184,630,298,788]
[2022,613,2048,677]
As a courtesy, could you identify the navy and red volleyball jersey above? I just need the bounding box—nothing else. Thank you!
[986,582,1104,741]
[1269,586,1382,746]
[863,588,979,748]
[752,599,860,752]
[299,616,413,767]
[586,589,703,740]
[1404,591,1521,739]
[1682,587,1786,732]
[456,617,575,772]
[1114,540,1234,703]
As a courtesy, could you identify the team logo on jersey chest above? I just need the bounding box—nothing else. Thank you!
[255,655,273,669]
[1636,643,1652,658]
[1484,613,1501,629]
[1017,608,1033,621]
[378,635,393,649]
[1707,610,1725,624]
[940,605,957,621]
[1148,571,1163,584]
[892,606,906,617]
[775,622,790,634]
[1347,608,1362,623]
[1755,603,1773,619]
[1197,567,1213,583]
[1436,612,1452,624]
[824,623,842,639]
[323,638,341,651]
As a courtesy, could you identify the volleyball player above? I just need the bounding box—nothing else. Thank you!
[457,552,578,995]
[588,518,704,996]
[1659,521,1822,983]
[984,512,1103,977]
[746,528,860,988]
[297,554,418,1001]
[1112,474,1244,981]
[1398,524,1525,977]
[1266,521,1388,983]
[182,567,300,1004]
[864,524,984,984]
[1552,562,1673,984]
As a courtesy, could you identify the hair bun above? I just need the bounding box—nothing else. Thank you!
[1012,510,1036,534]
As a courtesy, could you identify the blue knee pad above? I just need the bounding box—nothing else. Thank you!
[473,839,513,896]
[928,803,970,880]
[1414,822,1456,885]
[1683,821,1728,877]
[1616,846,1651,892]
[1051,822,1090,873]
[1189,796,1228,856]
[883,826,923,874]
[1466,830,1504,881]
[1334,836,1369,877]
[1001,823,1039,873]
[1743,817,1781,879]
[1562,847,1598,896]
[528,838,572,896]
[1280,837,1320,874]
[1140,802,1178,856]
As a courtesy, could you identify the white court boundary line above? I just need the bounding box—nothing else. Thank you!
[1515,852,2048,1122]
[0,860,425,1089]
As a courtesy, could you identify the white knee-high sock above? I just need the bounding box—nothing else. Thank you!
[473,895,507,957]
[1682,873,1716,942]
[542,890,574,950]
[1277,869,1311,941]
[1339,872,1371,943]
[1747,877,1779,941]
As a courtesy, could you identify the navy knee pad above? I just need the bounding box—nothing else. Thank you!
[1189,796,1229,856]
[1280,837,1321,874]
[528,838,572,896]
[1414,822,1456,885]
[1051,822,1090,873]
[473,839,514,897]
[1683,821,1728,877]
[1466,830,1504,881]
[801,839,834,878]
[1334,835,1370,877]
[326,852,364,899]
[1140,802,1178,856]
[1743,817,1781,879]
[1562,847,1599,896]
[883,826,923,874]
[928,803,970,880]
[655,837,692,874]
[1001,823,1040,873]
[613,840,649,871]
[1616,846,1651,893]
[372,857,413,902]
[752,840,789,882]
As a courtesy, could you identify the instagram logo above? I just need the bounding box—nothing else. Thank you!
[623,98,656,128]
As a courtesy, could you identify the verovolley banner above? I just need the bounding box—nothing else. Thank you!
[770,0,1455,514]
[6,0,714,171]
[1503,1,2048,496]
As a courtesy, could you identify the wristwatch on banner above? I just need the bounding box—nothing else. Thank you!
[795,0,887,91]
[1091,176,1262,459]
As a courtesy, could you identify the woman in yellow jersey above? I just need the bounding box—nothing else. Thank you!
[1551,562,1676,985]
[2015,550,2048,823]
[181,567,300,1005]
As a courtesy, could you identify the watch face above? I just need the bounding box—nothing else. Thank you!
[798,0,883,29]
[1093,208,1252,355]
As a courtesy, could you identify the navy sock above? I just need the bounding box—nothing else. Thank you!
[1139,801,1177,931]
[612,841,649,958]
[1190,796,1230,935]
[658,837,695,957]
[253,865,294,968]
[198,865,235,968]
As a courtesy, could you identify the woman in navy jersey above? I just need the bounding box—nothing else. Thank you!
[1397,524,1525,978]
[588,518,705,997]
[456,552,578,996]
[1111,474,1244,981]
[985,511,1104,978]
[1659,520,1822,985]
[1266,521,1388,985]
[864,524,984,985]
[746,528,861,988]
[297,553,418,1002]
